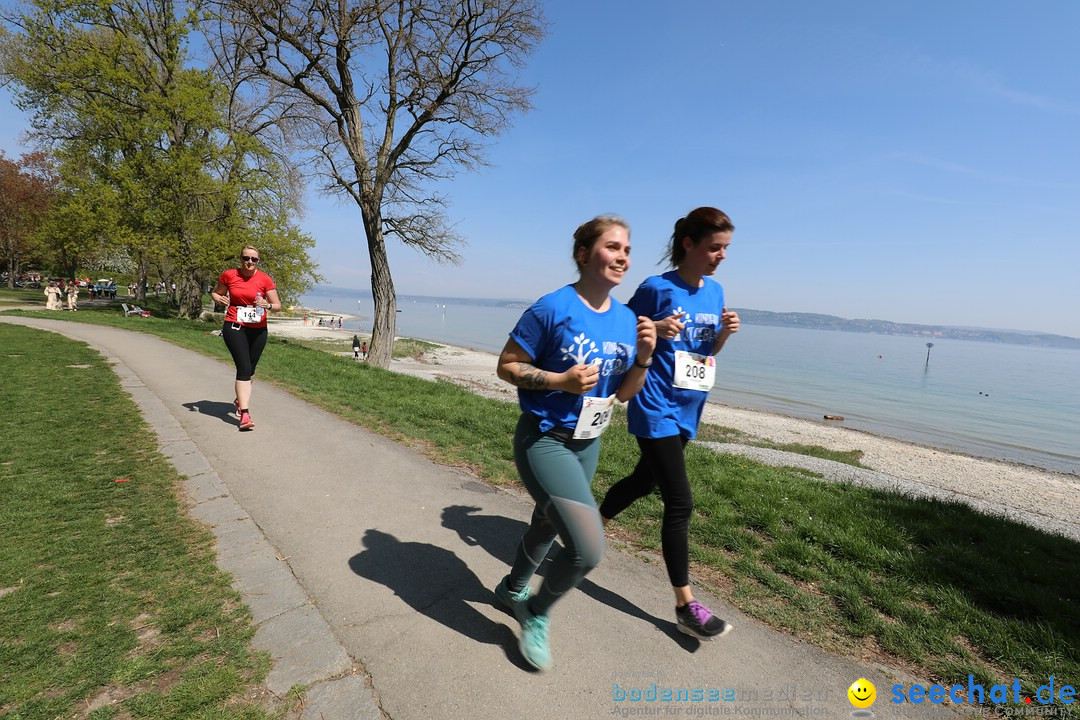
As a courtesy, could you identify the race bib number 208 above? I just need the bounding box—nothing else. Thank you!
[673,350,716,392]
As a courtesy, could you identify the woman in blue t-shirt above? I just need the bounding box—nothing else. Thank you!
[599,207,740,641]
[494,215,656,671]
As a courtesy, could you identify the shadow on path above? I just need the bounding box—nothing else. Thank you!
[440,505,696,650]
[182,400,236,424]
[348,529,531,670]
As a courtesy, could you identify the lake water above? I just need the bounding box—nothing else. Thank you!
[300,291,1080,475]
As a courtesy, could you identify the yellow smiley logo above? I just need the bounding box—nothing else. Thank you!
[848,678,877,709]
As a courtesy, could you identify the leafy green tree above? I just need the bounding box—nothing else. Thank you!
[1,0,318,314]
[0,150,56,286]
[207,0,544,366]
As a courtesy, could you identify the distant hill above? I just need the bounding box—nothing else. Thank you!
[734,309,1080,350]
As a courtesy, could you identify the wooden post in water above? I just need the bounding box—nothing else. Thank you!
[925,342,934,367]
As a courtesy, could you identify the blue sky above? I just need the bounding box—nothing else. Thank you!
[3,1,1079,337]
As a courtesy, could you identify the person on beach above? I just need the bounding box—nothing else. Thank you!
[353,334,361,360]
[598,206,740,641]
[493,215,657,671]
[210,245,281,431]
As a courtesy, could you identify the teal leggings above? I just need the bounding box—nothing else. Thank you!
[505,413,605,617]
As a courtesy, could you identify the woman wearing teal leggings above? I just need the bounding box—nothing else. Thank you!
[494,216,655,670]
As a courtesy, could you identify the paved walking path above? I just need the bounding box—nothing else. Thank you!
[3,316,936,720]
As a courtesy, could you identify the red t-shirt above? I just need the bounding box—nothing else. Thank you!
[218,268,276,328]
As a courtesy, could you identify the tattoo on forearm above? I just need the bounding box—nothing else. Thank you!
[517,362,549,390]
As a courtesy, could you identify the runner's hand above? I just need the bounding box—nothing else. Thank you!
[636,316,656,362]
[559,364,600,394]
[655,311,687,340]
[721,307,740,335]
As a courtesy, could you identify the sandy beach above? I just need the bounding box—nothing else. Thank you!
[269,316,1080,543]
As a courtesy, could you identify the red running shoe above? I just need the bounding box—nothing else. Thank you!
[238,411,254,431]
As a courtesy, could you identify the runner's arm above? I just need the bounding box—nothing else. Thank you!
[711,307,740,355]
[210,280,229,307]
[616,316,656,402]
[260,288,282,311]
[497,338,595,394]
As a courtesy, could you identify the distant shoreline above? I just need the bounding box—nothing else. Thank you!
[300,288,1080,349]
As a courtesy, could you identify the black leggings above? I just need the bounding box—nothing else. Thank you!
[222,322,268,382]
[598,434,691,587]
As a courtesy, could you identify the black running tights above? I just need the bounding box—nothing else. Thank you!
[222,322,268,381]
[598,434,692,587]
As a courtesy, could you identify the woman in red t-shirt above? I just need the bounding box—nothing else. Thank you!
[211,244,281,431]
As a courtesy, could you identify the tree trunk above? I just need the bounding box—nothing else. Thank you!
[177,271,202,319]
[5,255,14,289]
[59,252,77,282]
[363,203,396,369]
[136,254,147,303]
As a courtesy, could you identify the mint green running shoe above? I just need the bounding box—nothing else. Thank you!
[518,605,552,671]
[494,576,530,614]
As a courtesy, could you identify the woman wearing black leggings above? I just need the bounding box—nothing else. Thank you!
[599,207,740,641]
[211,245,281,431]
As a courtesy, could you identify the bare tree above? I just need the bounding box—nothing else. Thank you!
[209,0,544,367]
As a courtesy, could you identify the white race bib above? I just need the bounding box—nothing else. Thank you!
[572,394,617,440]
[236,305,262,324]
[673,350,716,392]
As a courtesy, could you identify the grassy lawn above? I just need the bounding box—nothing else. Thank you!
[0,287,47,305]
[276,333,437,361]
[3,304,1077,717]
[0,323,283,720]
[696,423,868,467]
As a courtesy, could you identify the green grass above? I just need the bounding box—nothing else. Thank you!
[279,334,435,360]
[0,324,282,719]
[276,335,355,355]
[4,304,1078,717]
[391,337,441,359]
[0,287,47,304]
[697,421,868,467]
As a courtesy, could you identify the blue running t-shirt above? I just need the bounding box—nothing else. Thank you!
[510,284,639,433]
[626,272,725,439]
